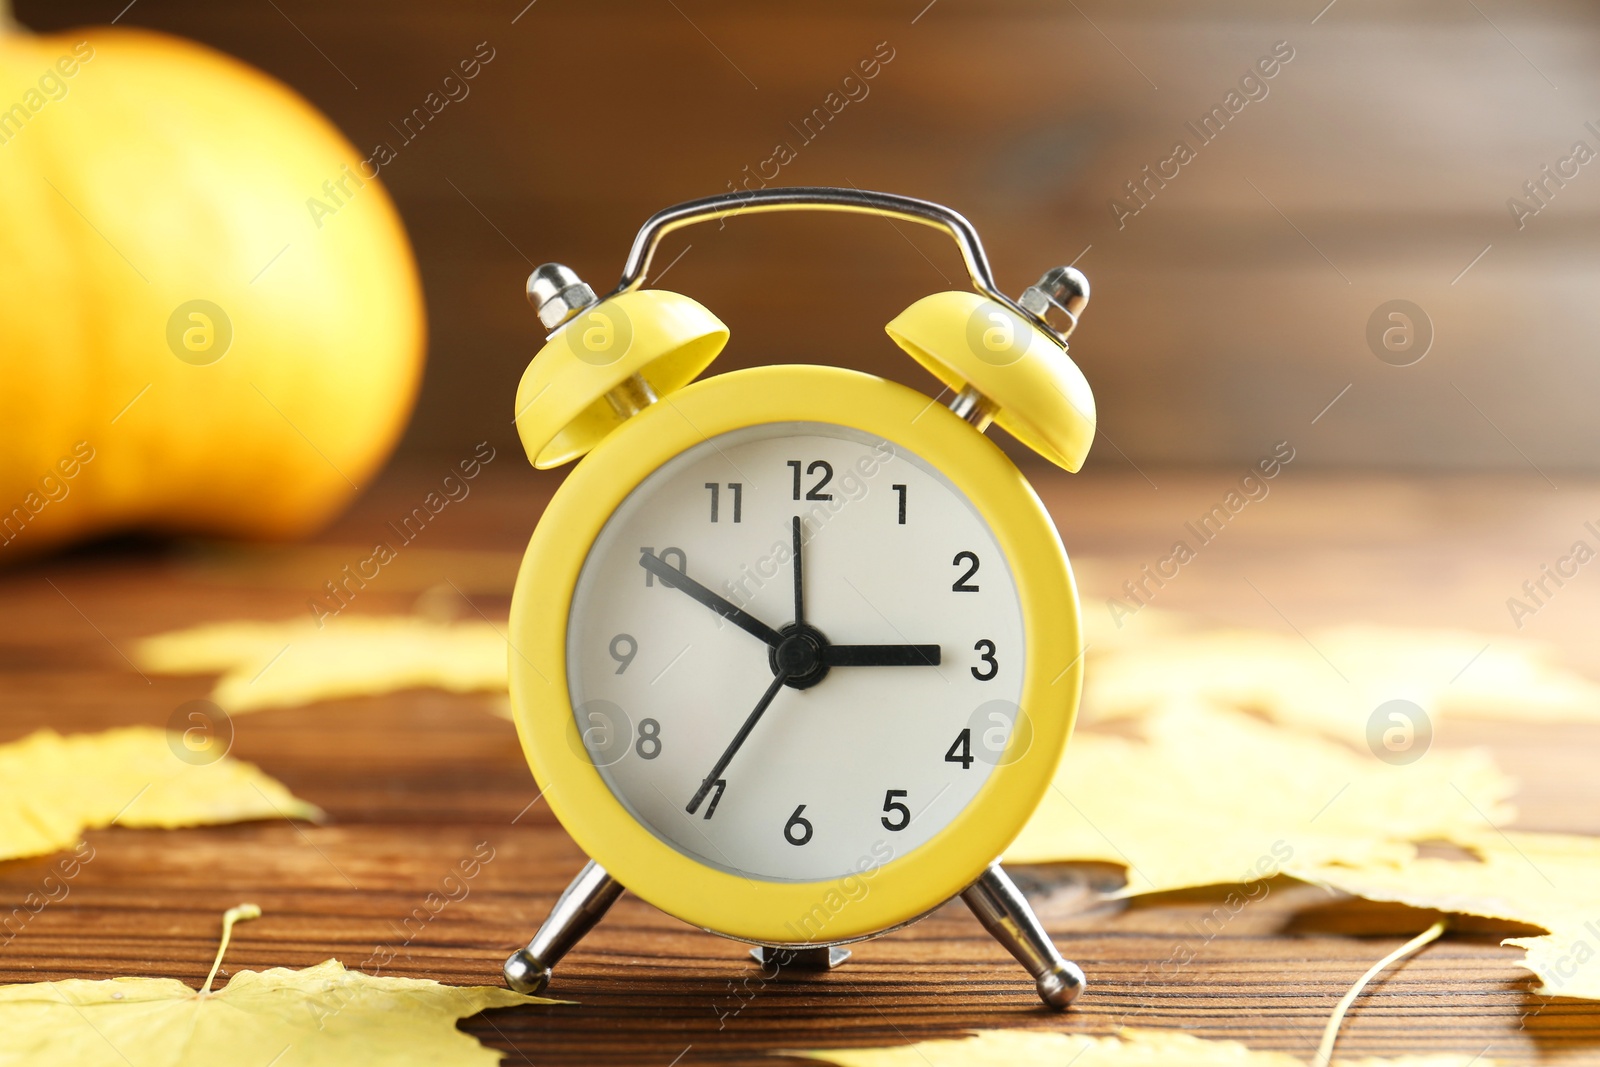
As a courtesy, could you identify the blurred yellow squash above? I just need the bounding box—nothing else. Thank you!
[0,12,424,558]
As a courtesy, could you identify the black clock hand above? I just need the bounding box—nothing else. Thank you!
[687,669,790,815]
[822,644,942,667]
[791,515,805,627]
[639,550,783,647]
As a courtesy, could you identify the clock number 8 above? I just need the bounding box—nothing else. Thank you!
[635,718,662,760]
[784,804,813,846]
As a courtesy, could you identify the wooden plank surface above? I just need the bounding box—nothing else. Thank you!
[4,462,1600,1064]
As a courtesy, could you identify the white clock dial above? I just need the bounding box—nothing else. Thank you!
[566,423,1025,884]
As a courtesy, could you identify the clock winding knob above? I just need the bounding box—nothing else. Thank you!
[1017,266,1090,342]
[526,263,599,332]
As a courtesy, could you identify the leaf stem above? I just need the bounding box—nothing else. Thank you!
[202,903,262,995]
[1312,919,1447,1066]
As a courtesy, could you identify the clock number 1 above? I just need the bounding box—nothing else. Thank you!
[704,482,742,523]
[787,459,834,501]
[892,484,907,525]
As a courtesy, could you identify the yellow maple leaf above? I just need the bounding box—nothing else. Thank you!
[1005,703,1514,896]
[793,1027,1488,1067]
[136,617,509,713]
[1296,830,1600,1000]
[1083,624,1600,747]
[0,905,553,1066]
[0,727,322,862]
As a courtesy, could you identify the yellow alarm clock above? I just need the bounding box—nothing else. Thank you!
[503,188,1095,1008]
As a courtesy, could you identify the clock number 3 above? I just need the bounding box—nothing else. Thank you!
[971,639,998,681]
[787,459,834,501]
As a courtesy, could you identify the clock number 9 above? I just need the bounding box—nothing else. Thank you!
[635,718,662,759]
[784,804,814,845]
[971,639,997,681]
[608,634,637,674]
[880,789,910,832]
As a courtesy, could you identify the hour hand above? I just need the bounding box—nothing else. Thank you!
[822,644,942,667]
[639,550,784,647]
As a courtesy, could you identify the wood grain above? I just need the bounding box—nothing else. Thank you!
[3,464,1600,1064]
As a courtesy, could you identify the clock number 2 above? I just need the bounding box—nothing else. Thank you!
[784,804,814,845]
[787,459,834,501]
[951,551,980,592]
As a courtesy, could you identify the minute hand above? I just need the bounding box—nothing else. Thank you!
[639,551,784,647]
[822,644,942,667]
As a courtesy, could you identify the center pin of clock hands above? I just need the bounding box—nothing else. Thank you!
[638,517,943,814]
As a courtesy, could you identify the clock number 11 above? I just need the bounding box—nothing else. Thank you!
[704,482,742,523]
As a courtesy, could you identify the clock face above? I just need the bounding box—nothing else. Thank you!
[566,422,1026,883]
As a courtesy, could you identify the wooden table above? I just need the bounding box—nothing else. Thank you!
[4,462,1599,1065]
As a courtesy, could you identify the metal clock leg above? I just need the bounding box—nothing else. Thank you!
[504,860,623,994]
[961,862,1085,1009]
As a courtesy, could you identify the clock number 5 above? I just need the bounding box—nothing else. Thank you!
[971,639,998,681]
[952,551,980,592]
[787,459,834,501]
[880,789,911,831]
[784,804,814,846]
[704,482,742,523]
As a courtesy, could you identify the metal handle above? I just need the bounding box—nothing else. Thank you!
[612,187,1013,306]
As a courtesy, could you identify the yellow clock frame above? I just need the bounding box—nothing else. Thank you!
[509,363,1083,945]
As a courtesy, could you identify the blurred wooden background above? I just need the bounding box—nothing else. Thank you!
[16,0,1600,474]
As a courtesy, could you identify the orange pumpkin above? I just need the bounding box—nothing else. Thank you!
[0,12,424,558]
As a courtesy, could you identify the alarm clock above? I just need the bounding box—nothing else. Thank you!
[502,188,1094,1008]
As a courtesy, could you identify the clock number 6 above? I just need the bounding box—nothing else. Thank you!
[880,789,911,832]
[952,551,980,592]
[784,804,814,846]
[971,639,997,681]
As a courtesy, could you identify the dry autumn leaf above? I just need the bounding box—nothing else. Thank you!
[0,727,322,862]
[794,1027,1489,1067]
[1297,830,1600,1001]
[1083,624,1600,746]
[0,904,554,1066]
[1005,703,1514,896]
[136,616,509,713]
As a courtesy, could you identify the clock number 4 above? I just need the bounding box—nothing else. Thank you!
[784,804,814,846]
[945,728,974,769]
[880,789,911,831]
[787,459,834,501]
[704,482,742,523]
